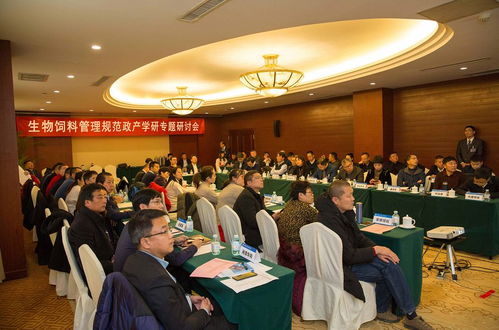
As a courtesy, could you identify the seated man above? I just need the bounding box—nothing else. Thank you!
[270,151,288,176]
[134,158,152,183]
[142,161,160,186]
[45,163,69,197]
[123,209,236,329]
[316,181,433,329]
[462,155,493,176]
[232,152,246,170]
[244,156,260,172]
[365,156,391,185]
[180,152,191,171]
[434,156,467,190]
[97,172,134,227]
[383,152,405,175]
[68,183,116,274]
[425,155,444,178]
[114,189,202,273]
[397,154,425,187]
[233,170,275,249]
[358,152,374,172]
[54,167,82,200]
[187,155,201,174]
[456,168,499,198]
[311,159,335,182]
[306,151,318,173]
[327,152,341,177]
[335,159,364,182]
[288,155,310,178]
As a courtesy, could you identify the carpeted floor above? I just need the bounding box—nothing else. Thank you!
[1,230,498,329]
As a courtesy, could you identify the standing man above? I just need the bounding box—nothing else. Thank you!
[456,125,484,169]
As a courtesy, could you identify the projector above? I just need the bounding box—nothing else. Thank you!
[427,226,465,240]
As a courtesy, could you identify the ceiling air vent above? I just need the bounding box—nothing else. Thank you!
[18,72,49,82]
[418,0,499,23]
[179,0,230,22]
[91,75,111,86]
[420,57,490,71]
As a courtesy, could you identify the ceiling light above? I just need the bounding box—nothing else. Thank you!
[91,44,102,50]
[132,110,137,113]
[89,109,94,112]
[264,101,269,104]
[205,112,209,114]
[230,107,235,110]
[53,90,60,93]
[45,101,52,104]
[308,92,315,96]
[240,54,303,97]
[160,86,204,116]
[370,82,376,85]
[460,66,468,70]
[67,74,75,79]
[39,108,45,111]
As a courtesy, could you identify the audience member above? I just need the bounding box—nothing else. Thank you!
[249,150,262,166]
[232,153,246,170]
[65,171,85,214]
[84,170,98,184]
[328,152,341,177]
[122,209,236,329]
[54,167,82,200]
[134,158,152,183]
[217,169,245,210]
[311,159,335,182]
[316,181,433,329]
[270,151,288,176]
[169,156,178,170]
[335,159,364,182]
[215,152,228,173]
[45,163,68,197]
[277,181,318,315]
[456,168,499,198]
[219,140,230,156]
[345,153,354,162]
[180,153,191,170]
[166,167,186,212]
[434,156,467,190]
[68,183,116,274]
[142,161,160,186]
[97,172,134,225]
[187,155,201,174]
[262,152,274,169]
[462,155,492,176]
[305,151,317,173]
[426,155,445,178]
[244,156,260,172]
[365,156,391,185]
[383,152,405,175]
[397,154,425,187]
[456,125,484,169]
[153,166,170,187]
[288,155,311,178]
[23,159,41,181]
[358,152,374,172]
[192,166,218,206]
[233,171,276,249]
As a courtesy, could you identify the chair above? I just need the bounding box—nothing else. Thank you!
[58,197,69,212]
[256,210,279,263]
[31,186,40,242]
[90,165,103,174]
[390,173,398,186]
[363,171,368,182]
[44,208,57,245]
[300,223,376,329]
[79,244,106,306]
[424,175,432,192]
[45,207,69,296]
[61,227,95,330]
[218,205,245,243]
[196,197,218,237]
[63,220,78,300]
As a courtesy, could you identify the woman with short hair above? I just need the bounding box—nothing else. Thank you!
[217,169,245,210]
[166,167,186,212]
[193,166,218,205]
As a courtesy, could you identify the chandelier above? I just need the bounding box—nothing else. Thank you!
[240,54,304,97]
[160,87,204,115]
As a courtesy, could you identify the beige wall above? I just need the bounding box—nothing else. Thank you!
[72,135,169,168]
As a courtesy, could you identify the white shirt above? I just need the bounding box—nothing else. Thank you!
[166,180,185,211]
[271,162,288,176]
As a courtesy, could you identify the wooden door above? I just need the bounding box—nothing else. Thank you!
[228,129,254,155]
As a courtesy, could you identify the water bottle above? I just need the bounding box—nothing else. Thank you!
[442,181,448,191]
[352,179,357,187]
[383,182,388,190]
[186,216,193,232]
[484,189,491,201]
[231,234,240,256]
[271,191,277,203]
[419,183,425,195]
[211,234,220,255]
[355,202,363,224]
[392,210,400,226]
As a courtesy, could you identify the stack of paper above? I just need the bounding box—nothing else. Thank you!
[360,224,396,234]
[220,272,278,293]
[190,258,236,278]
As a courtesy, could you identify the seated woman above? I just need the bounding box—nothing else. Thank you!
[192,166,218,206]
[217,169,245,210]
[215,151,228,172]
[65,171,84,214]
[153,166,170,187]
[276,181,318,316]
[365,155,391,185]
[262,152,274,169]
[166,167,186,213]
[287,155,311,178]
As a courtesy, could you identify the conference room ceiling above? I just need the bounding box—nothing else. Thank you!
[1,0,499,116]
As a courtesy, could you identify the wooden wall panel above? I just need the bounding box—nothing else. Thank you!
[169,135,198,160]
[218,96,354,160]
[393,74,499,171]
[24,137,73,170]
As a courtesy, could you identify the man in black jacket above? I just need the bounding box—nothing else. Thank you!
[315,181,432,329]
[456,168,499,199]
[456,125,484,169]
[123,209,235,329]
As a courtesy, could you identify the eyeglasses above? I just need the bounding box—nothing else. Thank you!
[144,229,170,238]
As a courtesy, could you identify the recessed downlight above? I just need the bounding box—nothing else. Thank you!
[89,109,94,112]
[308,92,315,96]
[264,101,269,104]
[39,108,45,111]
[460,66,468,71]
[370,82,376,86]
[132,110,137,113]
[67,74,75,79]
[45,101,52,104]
[91,44,102,50]
[230,107,235,110]
[53,90,60,93]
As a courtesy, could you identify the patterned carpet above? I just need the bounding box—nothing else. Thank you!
[0,230,497,329]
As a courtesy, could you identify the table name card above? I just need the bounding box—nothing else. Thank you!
[308,178,317,183]
[354,183,368,189]
[287,175,297,181]
[373,213,395,226]
[239,243,261,263]
[175,218,187,231]
[387,186,402,192]
[272,175,280,179]
[465,192,484,201]
[431,189,448,197]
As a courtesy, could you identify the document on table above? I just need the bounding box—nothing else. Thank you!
[220,272,278,293]
[360,224,395,234]
[193,244,226,257]
[190,258,236,278]
[117,201,133,209]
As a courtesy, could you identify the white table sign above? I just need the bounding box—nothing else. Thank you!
[354,183,368,189]
[431,189,448,197]
[175,218,187,231]
[272,174,280,179]
[287,175,297,181]
[387,186,402,192]
[239,243,261,263]
[465,192,484,201]
[373,213,395,226]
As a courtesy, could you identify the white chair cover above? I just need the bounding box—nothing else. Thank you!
[89,165,103,174]
[104,164,117,179]
[196,197,218,237]
[424,175,432,192]
[218,205,245,243]
[58,198,69,212]
[31,186,40,242]
[300,223,376,330]
[255,210,279,263]
[62,220,78,300]
[363,171,368,182]
[61,226,95,330]
[390,173,398,186]
[44,207,69,296]
[78,244,106,307]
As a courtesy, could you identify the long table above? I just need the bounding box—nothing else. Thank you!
[178,226,294,330]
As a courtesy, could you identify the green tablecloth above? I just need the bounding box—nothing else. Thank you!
[360,220,424,307]
[178,225,294,330]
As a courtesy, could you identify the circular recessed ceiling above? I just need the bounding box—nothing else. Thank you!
[105,18,453,110]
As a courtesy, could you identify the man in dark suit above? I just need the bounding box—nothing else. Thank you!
[68,183,116,274]
[123,209,235,329]
[456,125,484,169]
[187,155,201,174]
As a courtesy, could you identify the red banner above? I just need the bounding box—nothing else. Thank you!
[16,117,205,137]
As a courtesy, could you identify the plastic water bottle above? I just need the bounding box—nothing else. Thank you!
[271,191,277,203]
[186,216,193,232]
[231,234,240,256]
[211,234,220,255]
[484,189,491,201]
[442,181,448,191]
[392,211,400,226]
[383,182,388,190]
[419,184,425,195]
[352,179,357,188]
